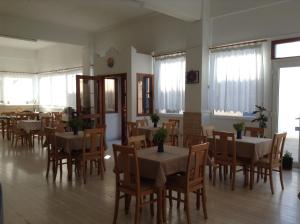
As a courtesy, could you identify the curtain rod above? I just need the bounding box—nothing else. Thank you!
[152,50,186,58]
[209,39,267,51]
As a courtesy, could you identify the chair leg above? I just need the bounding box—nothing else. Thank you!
[219,165,222,181]
[269,168,274,194]
[150,194,154,216]
[53,160,58,181]
[256,167,260,183]
[168,189,173,207]
[201,187,208,219]
[184,192,191,224]
[196,189,200,210]
[209,165,212,180]
[46,157,50,179]
[231,165,236,191]
[90,161,93,175]
[99,159,104,180]
[264,168,268,183]
[113,189,120,224]
[279,166,284,190]
[134,196,140,224]
[83,161,87,184]
[125,194,131,214]
[213,166,217,186]
[177,192,181,208]
[60,159,63,179]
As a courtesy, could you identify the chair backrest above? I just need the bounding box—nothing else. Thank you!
[136,119,148,127]
[168,119,180,128]
[41,117,53,128]
[212,131,236,164]
[186,143,209,188]
[163,122,176,145]
[127,121,138,137]
[202,125,214,137]
[184,134,207,148]
[244,127,264,138]
[113,144,140,192]
[128,135,147,150]
[82,128,105,157]
[44,127,57,154]
[269,132,287,164]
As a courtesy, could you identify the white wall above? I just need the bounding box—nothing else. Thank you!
[0,46,37,73]
[95,14,195,56]
[36,43,84,72]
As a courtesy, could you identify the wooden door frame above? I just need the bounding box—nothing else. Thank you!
[76,75,105,127]
[102,73,127,144]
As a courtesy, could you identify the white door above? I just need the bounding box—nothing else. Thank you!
[273,58,300,167]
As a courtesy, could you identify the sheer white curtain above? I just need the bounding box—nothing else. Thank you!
[208,45,264,113]
[154,55,186,114]
[0,72,35,105]
[38,68,81,108]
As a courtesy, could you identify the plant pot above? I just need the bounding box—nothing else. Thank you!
[157,142,164,153]
[73,127,78,135]
[237,130,242,139]
[282,157,293,170]
[154,122,157,128]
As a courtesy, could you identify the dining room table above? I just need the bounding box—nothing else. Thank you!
[134,145,189,224]
[207,135,273,189]
[55,131,105,181]
[17,119,42,147]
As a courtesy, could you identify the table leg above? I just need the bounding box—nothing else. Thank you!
[250,162,254,190]
[156,187,164,224]
[67,155,73,181]
[1,120,4,139]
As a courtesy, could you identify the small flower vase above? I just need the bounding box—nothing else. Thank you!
[73,127,78,135]
[237,130,242,139]
[157,142,164,153]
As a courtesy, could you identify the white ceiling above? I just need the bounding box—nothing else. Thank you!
[0,36,55,50]
[0,0,290,33]
[0,0,292,50]
[211,0,290,18]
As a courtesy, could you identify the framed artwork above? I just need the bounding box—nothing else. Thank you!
[186,70,199,84]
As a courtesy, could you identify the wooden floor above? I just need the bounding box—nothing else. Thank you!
[1,138,300,224]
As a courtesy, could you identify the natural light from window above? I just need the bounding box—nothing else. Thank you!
[275,40,300,58]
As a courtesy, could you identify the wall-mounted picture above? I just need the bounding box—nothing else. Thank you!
[186,70,199,84]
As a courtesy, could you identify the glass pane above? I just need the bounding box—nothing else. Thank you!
[4,77,33,105]
[105,79,116,112]
[80,79,92,114]
[278,67,300,163]
[137,79,143,114]
[275,41,300,58]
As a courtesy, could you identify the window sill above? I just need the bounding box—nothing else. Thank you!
[211,114,254,121]
[158,113,183,118]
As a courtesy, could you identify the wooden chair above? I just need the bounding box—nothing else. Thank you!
[168,119,180,128]
[244,127,264,138]
[78,128,105,184]
[163,122,177,146]
[44,127,68,181]
[112,144,157,224]
[38,116,54,145]
[255,132,287,194]
[184,134,207,148]
[128,135,147,150]
[166,143,209,223]
[136,119,148,127]
[10,118,27,147]
[212,131,241,190]
[127,121,138,138]
[202,125,214,137]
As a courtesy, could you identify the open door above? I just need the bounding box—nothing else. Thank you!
[76,75,105,128]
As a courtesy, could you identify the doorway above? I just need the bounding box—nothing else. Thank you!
[275,61,300,167]
[103,73,127,144]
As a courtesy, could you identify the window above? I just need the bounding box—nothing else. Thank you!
[137,74,153,116]
[105,78,118,113]
[209,44,264,115]
[38,69,81,108]
[154,54,186,114]
[272,37,300,59]
[0,72,35,105]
